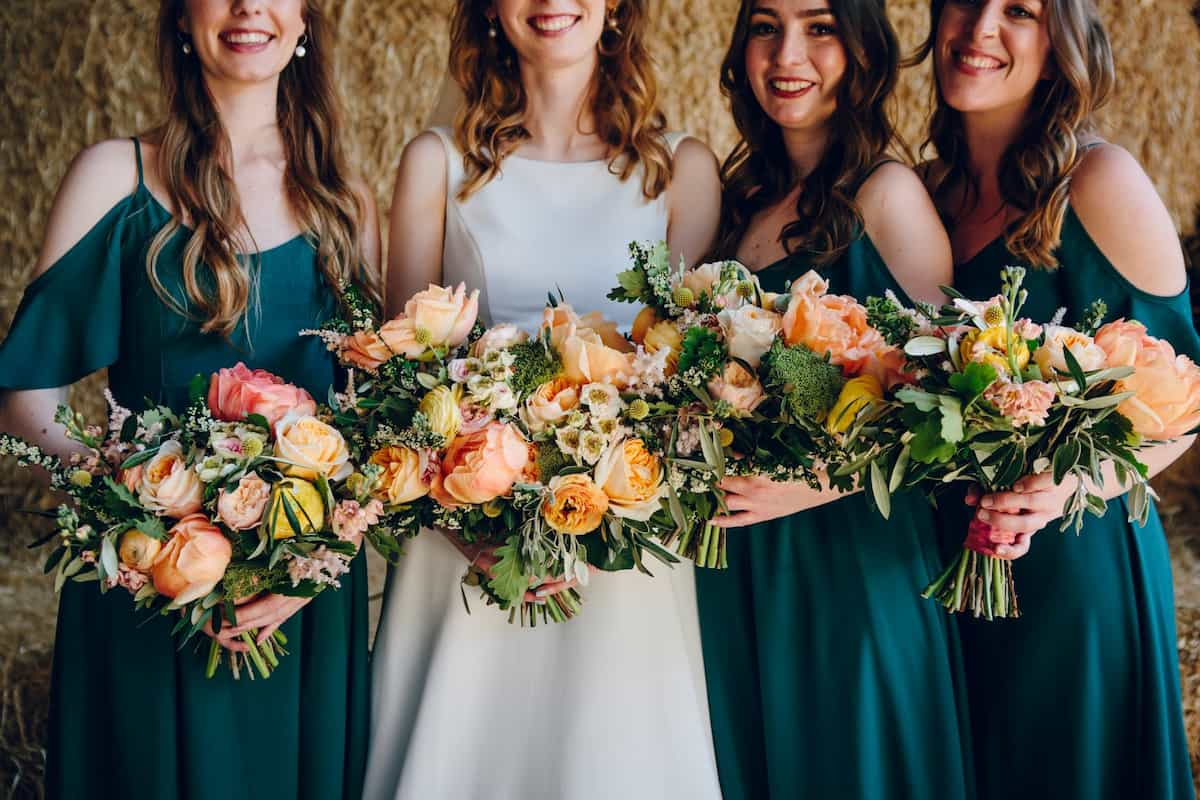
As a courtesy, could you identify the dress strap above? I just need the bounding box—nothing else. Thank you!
[130,137,145,188]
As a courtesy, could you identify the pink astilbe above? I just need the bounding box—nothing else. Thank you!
[287,547,353,589]
[984,379,1057,427]
[331,499,384,542]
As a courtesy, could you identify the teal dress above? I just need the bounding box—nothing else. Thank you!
[0,140,369,800]
[696,234,974,799]
[949,207,1198,800]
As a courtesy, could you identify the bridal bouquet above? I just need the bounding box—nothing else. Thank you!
[608,242,902,568]
[317,282,679,625]
[841,266,1200,619]
[0,364,388,678]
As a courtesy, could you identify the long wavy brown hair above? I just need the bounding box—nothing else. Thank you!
[145,0,376,337]
[448,0,672,202]
[913,0,1114,268]
[714,0,901,264]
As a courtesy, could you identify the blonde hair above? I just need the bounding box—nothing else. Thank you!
[146,0,378,337]
[914,0,1115,268]
[448,0,672,202]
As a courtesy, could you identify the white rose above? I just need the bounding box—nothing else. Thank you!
[1033,325,1108,378]
[718,305,783,368]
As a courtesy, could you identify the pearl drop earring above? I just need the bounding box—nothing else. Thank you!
[295,34,308,58]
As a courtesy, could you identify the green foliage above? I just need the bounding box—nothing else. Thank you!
[487,535,529,607]
[949,361,998,402]
[535,441,572,483]
[763,339,845,420]
[221,562,288,602]
[865,295,917,348]
[677,327,726,380]
[509,339,563,398]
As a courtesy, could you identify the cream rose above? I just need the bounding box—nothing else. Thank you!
[472,323,529,356]
[138,440,203,518]
[594,438,667,521]
[274,412,353,481]
[1033,325,1108,378]
[718,304,783,368]
[521,377,581,432]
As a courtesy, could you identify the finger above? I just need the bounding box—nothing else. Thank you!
[979,491,1032,514]
[984,526,1018,546]
[717,476,759,494]
[994,536,1032,560]
[535,578,579,599]
[256,621,282,646]
[226,603,280,634]
[722,494,756,513]
[974,509,1043,535]
[965,485,982,506]
[711,511,761,528]
[1014,472,1056,494]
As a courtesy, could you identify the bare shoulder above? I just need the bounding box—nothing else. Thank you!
[665,136,721,267]
[33,138,141,277]
[397,130,450,186]
[857,161,933,219]
[671,136,720,177]
[1070,143,1185,296]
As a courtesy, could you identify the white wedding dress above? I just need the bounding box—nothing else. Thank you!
[362,128,722,800]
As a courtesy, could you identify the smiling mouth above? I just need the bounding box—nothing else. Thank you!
[219,31,275,47]
[954,50,1006,71]
[529,15,581,34]
[769,78,816,96]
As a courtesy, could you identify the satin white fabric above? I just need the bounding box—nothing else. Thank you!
[362,129,722,800]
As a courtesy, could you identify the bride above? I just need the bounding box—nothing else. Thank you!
[362,2,724,799]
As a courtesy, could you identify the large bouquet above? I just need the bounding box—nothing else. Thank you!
[317,282,680,625]
[842,267,1200,619]
[1,364,394,677]
[608,242,904,567]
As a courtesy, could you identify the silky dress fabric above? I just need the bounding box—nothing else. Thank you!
[946,207,1198,800]
[695,234,975,800]
[362,129,722,800]
[0,140,370,800]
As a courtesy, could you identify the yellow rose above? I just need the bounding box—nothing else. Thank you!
[959,326,1030,375]
[274,412,353,481]
[826,375,884,434]
[265,478,326,540]
[369,446,430,505]
[118,529,162,572]
[541,474,610,535]
[419,385,463,441]
[643,321,683,374]
[594,439,667,521]
[138,440,203,518]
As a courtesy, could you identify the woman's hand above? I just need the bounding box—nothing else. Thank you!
[966,471,1080,560]
[711,474,842,527]
[208,593,311,648]
[448,531,595,602]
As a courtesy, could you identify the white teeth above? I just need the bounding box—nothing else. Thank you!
[224,32,271,45]
[771,79,814,92]
[531,16,577,32]
[958,53,1003,69]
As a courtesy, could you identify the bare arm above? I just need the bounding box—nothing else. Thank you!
[352,178,383,282]
[385,131,449,317]
[857,162,953,306]
[666,137,721,269]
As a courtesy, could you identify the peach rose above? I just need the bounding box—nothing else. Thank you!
[541,473,610,534]
[559,327,634,387]
[207,363,316,428]
[341,330,394,371]
[119,464,144,493]
[217,472,271,530]
[151,514,233,605]
[631,306,662,345]
[542,305,634,353]
[521,377,582,433]
[138,440,203,518]
[274,412,353,481]
[718,304,782,368]
[369,446,430,505]
[379,283,480,358]
[594,439,667,521]
[643,321,683,374]
[681,261,753,309]
[1033,326,1108,378]
[781,271,886,375]
[707,361,766,414]
[118,529,162,572]
[430,422,529,508]
[472,323,529,356]
[1094,319,1200,439]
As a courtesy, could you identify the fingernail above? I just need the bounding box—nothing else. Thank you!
[981,497,994,508]
[978,510,991,522]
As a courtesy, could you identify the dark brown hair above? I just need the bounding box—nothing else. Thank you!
[714,0,901,263]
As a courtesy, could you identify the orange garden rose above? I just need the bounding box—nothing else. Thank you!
[151,514,233,605]
[207,363,316,428]
[541,474,610,534]
[138,440,203,518]
[522,377,581,432]
[631,306,662,345]
[594,439,667,521]
[379,283,480,357]
[431,422,530,508]
[274,412,353,481]
[781,271,890,377]
[369,446,430,505]
[706,361,766,414]
[1094,319,1200,439]
[341,330,394,371]
[118,529,162,572]
[643,321,683,374]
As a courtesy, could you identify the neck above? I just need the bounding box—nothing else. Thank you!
[781,124,831,183]
[959,100,1031,194]
[517,56,600,160]
[206,75,284,162]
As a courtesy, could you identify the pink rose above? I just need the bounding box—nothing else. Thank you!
[472,324,529,356]
[138,440,203,518]
[151,514,233,605]
[706,361,765,413]
[1094,319,1200,439]
[217,472,271,530]
[430,422,529,508]
[208,363,316,428]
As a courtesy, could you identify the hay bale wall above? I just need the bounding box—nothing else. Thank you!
[1,1,1198,796]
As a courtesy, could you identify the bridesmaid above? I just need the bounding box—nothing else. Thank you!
[0,2,377,798]
[915,0,1197,798]
[695,1,973,798]
[363,2,724,799]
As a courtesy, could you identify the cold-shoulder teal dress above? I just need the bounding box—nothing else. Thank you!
[696,233,974,799]
[946,206,1198,799]
[0,140,369,800]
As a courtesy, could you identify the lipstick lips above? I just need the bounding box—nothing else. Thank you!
[950,47,1007,76]
[528,14,581,37]
[767,77,817,99]
[218,29,276,54]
